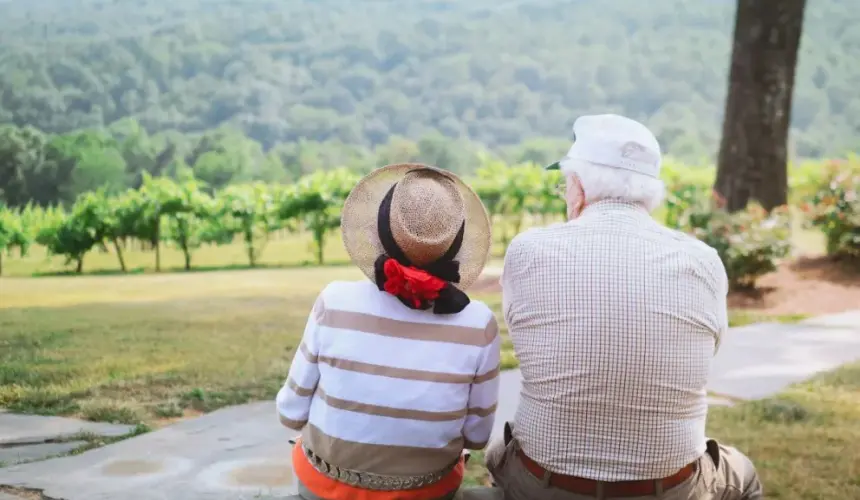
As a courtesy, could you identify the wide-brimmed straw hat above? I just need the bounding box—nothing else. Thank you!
[341,163,491,293]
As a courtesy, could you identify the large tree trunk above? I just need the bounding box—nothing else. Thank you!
[714,0,807,212]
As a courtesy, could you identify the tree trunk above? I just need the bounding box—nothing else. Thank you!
[245,229,256,267]
[75,256,84,274]
[314,229,325,265]
[714,0,806,212]
[0,252,3,276]
[154,217,161,272]
[183,248,191,271]
[112,238,127,272]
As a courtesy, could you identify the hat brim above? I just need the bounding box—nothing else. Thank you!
[340,163,492,290]
[545,161,561,171]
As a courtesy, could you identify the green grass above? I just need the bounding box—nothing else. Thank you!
[0,267,362,422]
[2,265,856,497]
[0,264,810,424]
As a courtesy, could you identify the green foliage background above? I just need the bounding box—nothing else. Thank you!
[1,0,858,168]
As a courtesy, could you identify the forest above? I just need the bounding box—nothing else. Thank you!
[1,0,858,169]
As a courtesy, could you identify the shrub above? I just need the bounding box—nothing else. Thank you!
[667,183,792,289]
[801,158,860,260]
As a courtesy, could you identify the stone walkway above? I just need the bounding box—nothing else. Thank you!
[0,412,133,467]
[1,310,858,499]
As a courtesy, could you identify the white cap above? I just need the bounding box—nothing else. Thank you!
[546,114,662,178]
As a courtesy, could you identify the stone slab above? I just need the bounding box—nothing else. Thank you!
[0,402,298,499]
[799,309,860,329]
[0,441,86,465]
[0,413,133,445]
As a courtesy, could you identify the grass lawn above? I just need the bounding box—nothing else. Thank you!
[0,267,360,423]
[0,266,805,423]
[3,264,855,497]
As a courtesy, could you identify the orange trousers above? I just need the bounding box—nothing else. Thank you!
[292,441,464,500]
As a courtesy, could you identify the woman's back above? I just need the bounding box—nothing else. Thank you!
[278,280,500,478]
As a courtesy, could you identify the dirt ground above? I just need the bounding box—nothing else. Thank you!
[470,256,860,317]
[727,256,860,315]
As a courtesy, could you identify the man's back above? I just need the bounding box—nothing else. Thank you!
[501,200,729,481]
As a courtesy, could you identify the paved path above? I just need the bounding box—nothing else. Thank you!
[1,310,858,499]
[0,403,295,499]
[705,310,860,399]
[0,412,133,467]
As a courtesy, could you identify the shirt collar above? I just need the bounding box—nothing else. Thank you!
[580,199,650,217]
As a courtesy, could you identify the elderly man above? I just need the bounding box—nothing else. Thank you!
[486,114,763,499]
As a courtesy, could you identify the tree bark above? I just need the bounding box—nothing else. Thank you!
[154,218,161,272]
[715,0,807,212]
[113,238,127,272]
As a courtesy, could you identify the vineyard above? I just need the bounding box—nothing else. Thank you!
[0,158,858,284]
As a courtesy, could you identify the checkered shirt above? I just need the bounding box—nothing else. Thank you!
[501,200,728,481]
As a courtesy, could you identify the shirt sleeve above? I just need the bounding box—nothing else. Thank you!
[462,315,502,450]
[276,294,324,430]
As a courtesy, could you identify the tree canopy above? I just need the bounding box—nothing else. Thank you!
[2,0,858,164]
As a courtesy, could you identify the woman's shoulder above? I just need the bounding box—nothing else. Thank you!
[459,299,496,328]
[319,280,377,298]
[463,297,492,315]
[318,281,495,327]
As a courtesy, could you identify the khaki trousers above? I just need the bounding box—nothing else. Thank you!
[485,432,763,500]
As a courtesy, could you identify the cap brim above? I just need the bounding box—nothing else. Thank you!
[545,161,561,171]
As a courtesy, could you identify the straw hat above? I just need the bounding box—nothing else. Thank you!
[341,163,491,290]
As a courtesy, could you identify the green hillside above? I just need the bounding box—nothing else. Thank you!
[1,0,858,162]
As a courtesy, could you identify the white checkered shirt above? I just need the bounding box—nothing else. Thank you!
[501,200,728,481]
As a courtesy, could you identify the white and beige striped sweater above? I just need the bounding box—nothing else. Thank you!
[276,280,501,477]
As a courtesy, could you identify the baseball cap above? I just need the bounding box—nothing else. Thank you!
[546,114,662,179]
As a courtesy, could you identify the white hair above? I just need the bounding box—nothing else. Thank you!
[563,159,665,213]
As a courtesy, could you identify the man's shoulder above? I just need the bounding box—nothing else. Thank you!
[502,224,569,284]
[652,225,727,288]
[657,226,722,262]
[509,222,568,248]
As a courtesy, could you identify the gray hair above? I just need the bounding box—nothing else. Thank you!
[563,159,665,213]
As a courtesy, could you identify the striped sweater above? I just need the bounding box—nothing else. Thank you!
[276,280,501,477]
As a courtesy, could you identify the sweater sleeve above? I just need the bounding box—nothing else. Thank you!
[462,315,502,450]
[276,294,323,430]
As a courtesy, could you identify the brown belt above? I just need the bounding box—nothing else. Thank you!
[517,449,697,497]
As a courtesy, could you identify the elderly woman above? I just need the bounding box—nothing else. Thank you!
[276,164,501,500]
